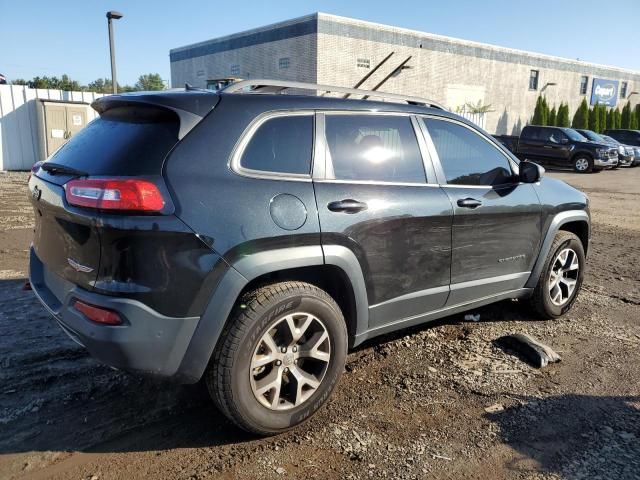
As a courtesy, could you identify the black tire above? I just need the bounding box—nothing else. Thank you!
[206,281,347,435]
[572,155,593,173]
[529,231,585,319]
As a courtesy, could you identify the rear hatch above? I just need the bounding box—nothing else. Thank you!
[29,91,218,292]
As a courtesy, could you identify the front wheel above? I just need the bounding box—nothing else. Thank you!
[529,231,585,318]
[206,281,347,435]
[573,155,593,173]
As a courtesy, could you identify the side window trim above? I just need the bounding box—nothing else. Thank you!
[230,110,315,182]
[419,115,520,188]
[316,111,433,185]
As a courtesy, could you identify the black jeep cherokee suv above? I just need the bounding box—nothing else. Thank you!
[28,80,590,435]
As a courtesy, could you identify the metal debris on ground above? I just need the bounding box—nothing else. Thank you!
[495,333,562,368]
[484,403,505,413]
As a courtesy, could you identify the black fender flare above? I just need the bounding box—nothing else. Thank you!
[175,245,369,382]
[525,210,590,289]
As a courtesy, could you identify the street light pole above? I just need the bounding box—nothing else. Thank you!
[106,11,123,94]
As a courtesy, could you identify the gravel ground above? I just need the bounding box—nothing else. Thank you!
[0,168,638,480]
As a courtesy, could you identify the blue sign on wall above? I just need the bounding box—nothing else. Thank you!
[590,78,619,107]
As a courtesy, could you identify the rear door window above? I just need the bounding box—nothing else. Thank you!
[240,115,313,175]
[424,118,514,186]
[324,114,426,183]
[521,127,540,141]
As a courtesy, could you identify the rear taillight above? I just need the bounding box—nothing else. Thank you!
[64,178,165,212]
[73,300,122,326]
[28,161,44,182]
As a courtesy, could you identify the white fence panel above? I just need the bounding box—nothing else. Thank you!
[459,111,487,130]
[0,85,104,170]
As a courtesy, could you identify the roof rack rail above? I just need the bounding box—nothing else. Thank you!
[221,79,446,110]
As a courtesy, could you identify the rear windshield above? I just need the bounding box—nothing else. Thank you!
[48,106,179,175]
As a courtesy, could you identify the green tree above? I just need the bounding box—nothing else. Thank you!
[631,110,639,130]
[29,76,59,89]
[134,73,165,91]
[27,75,84,91]
[58,74,82,91]
[607,108,614,130]
[548,106,557,126]
[532,96,548,125]
[86,78,111,93]
[598,105,607,132]
[635,105,640,130]
[588,104,600,132]
[613,108,622,129]
[542,96,550,125]
[557,103,570,127]
[621,101,632,129]
[86,78,136,93]
[572,98,589,129]
[11,78,28,85]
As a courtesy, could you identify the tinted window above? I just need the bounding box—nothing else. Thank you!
[613,132,629,141]
[49,106,179,175]
[325,115,426,183]
[580,76,589,95]
[241,115,313,175]
[577,130,603,142]
[521,126,541,140]
[424,118,514,186]
[564,129,587,141]
[539,128,567,144]
[529,70,539,90]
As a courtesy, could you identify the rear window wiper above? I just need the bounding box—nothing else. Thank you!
[40,162,88,177]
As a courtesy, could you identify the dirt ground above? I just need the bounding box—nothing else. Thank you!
[0,168,639,480]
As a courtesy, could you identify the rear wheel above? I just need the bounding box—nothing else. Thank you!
[573,155,593,173]
[206,281,347,435]
[529,231,585,318]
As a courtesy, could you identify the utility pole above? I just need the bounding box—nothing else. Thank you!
[106,11,123,94]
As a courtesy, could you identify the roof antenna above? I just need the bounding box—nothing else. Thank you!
[185,83,195,91]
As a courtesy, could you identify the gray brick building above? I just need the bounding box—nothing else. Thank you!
[170,13,640,134]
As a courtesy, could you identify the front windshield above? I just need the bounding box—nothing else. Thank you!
[564,129,588,142]
[580,130,605,142]
[601,135,619,145]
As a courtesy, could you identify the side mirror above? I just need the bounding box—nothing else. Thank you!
[520,161,544,183]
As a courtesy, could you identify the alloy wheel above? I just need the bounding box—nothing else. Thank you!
[250,312,331,410]
[575,158,589,172]
[548,248,580,306]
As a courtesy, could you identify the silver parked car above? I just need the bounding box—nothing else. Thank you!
[599,134,637,167]
[576,130,635,167]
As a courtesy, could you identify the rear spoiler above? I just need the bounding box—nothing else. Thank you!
[92,91,219,139]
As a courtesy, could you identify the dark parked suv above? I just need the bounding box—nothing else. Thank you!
[515,126,618,172]
[29,80,590,434]
[603,129,640,147]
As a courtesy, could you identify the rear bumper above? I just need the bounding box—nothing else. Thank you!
[29,247,200,380]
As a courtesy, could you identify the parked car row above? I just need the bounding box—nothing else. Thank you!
[495,127,640,173]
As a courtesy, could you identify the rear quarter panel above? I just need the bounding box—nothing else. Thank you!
[163,95,321,274]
